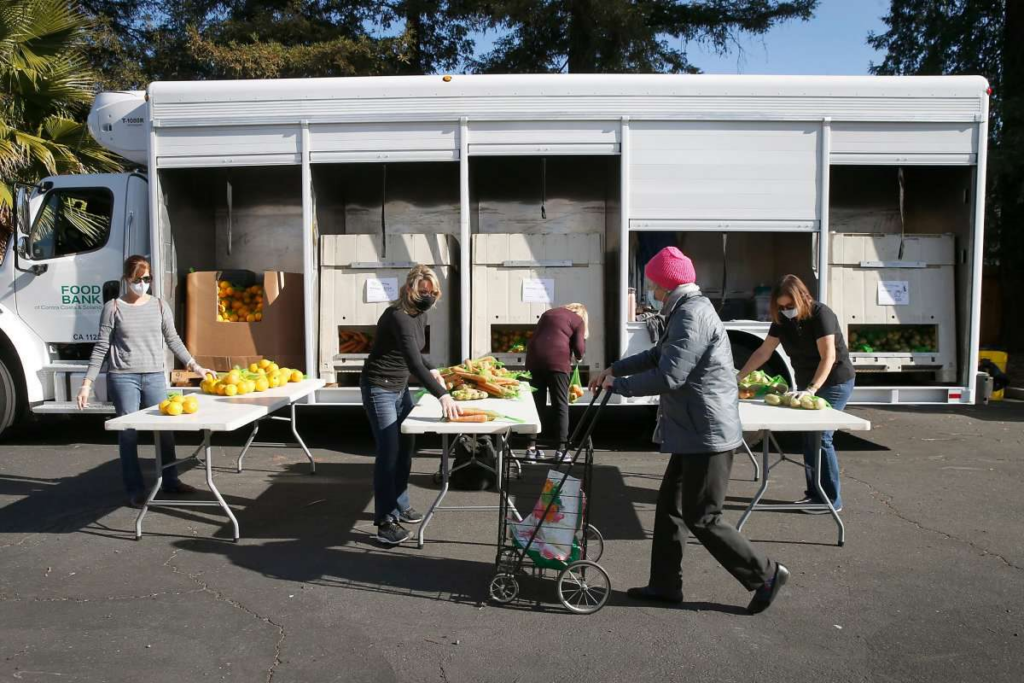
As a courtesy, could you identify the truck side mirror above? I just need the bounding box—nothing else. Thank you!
[15,185,30,242]
[102,280,120,303]
[16,235,28,258]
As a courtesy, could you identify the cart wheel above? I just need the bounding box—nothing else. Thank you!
[557,560,610,615]
[489,573,519,605]
[583,524,604,562]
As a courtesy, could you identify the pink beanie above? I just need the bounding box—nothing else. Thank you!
[645,247,697,290]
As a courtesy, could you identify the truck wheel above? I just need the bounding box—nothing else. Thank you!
[0,357,18,439]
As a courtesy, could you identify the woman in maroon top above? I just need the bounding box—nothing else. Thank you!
[525,303,588,461]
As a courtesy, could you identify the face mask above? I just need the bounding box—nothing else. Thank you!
[781,308,798,320]
[415,294,436,312]
[646,290,663,312]
[128,280,149,297]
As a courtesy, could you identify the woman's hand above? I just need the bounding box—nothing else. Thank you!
[589,368,613,392]
[439,394,463,421]
[188,361,215,380]
[76,384,91,410]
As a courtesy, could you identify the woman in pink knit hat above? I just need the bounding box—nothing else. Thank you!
[591,246,788,615]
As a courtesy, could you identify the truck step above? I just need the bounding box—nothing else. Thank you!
[32,402,116,415]
[42,361,92,373]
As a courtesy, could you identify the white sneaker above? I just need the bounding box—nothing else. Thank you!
[524,447,545,463]
[557,450,574,463]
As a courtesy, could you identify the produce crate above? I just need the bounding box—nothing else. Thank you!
[319,234,458,382]
[471,233,605,372]
[828,233,956,382]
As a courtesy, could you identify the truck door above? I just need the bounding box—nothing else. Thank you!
[13,174,129,344]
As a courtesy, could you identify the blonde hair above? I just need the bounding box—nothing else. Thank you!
[394,264,442,315]
[563,303,589,339]
[770,274,815,323]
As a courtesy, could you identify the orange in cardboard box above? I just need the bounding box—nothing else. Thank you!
[186,271,305,372]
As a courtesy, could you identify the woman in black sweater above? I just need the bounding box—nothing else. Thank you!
[361,265,461,545]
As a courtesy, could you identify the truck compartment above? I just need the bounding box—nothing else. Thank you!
[828,165,975,387]
[158,167,306,372]
[318,234,458,385]
[469,156,617,373]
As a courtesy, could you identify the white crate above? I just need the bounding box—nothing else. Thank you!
[319,234,458,380]
[828,233,956,381]
[471,233,605,371]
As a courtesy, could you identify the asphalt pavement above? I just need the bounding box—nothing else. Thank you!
[1,401,1022,683]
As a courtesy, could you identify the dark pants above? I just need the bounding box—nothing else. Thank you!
[107,372,180,496]
[361,379,415,525]
[650,450,774,594]
[528,369,570,451]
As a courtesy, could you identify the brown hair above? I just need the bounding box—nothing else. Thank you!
[770,274,815,323]
[123,255,150,281]
[394,264,442,315]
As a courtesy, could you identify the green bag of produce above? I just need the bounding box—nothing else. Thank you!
[568,364,584,403]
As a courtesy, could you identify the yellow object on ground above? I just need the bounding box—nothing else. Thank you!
[980,350,1009,401]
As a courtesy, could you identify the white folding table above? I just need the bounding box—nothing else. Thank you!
[401,388,541,548]
[736,401,871,546]
[104,379,325,541]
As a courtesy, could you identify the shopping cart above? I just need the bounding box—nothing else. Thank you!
[488,388,613,614]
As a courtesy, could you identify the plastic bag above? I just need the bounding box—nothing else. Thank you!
[510,470,583,569]
[568,364,584,403]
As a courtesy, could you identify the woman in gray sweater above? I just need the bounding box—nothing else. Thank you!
[78,255,212,507]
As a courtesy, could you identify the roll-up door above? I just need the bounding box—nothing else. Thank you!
[156,125,300,168]
[629,121,821,222]
[309,122,458,163]
[831,122,978,165]
[468,120,619,156]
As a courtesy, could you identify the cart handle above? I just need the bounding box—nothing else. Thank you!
[566,387,612,450]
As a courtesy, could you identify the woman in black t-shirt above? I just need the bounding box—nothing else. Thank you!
[737,274,855,511]
[361,265,462,546]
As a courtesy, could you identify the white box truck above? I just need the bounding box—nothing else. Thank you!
[0,74,990,438]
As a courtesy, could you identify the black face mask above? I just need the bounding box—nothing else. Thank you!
[415,294,436,312]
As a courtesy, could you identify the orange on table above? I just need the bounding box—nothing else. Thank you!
[255,377,269,392]
[165,402,184,416]
[258,359,271,369]
[170,394,185,404]
[158,399,171,414]
[254,313,263,322]
[290,370,303,383]
[223,384,238,397]
[249,363,259,373]
[182,397,199,414]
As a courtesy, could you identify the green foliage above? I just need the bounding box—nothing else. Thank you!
[0,0,122,215]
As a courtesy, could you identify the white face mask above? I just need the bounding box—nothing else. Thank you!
[128,280,149,297]
[647,290,663,312]
[781,308,798,320]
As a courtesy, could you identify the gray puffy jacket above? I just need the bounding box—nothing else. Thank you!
[613,287,743,455]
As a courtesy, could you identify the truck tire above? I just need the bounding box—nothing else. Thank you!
[0,357,18,439]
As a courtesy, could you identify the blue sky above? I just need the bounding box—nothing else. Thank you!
[469,0,890,76]
[688,0,890,75]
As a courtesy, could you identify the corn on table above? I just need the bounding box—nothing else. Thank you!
[736,401,872,546]
[402,387,542,549]
[104,379,326,541]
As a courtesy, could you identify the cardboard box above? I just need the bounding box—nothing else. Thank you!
[186,270,305,372]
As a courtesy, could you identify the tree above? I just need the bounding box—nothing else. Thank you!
[0,0,122,238]
[869,1,1024,350]
[471,0,819,74]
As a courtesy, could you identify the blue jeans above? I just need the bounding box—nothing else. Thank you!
[107,372,179,496]
[361,379,415,525]
[802,378,855,508]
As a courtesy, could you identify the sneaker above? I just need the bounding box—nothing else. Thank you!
[375,521,410,545]
[747,563,790,615]
[398,507,424,524]
[524,447,545,462]
[557,450,574,463]
[802,504,842,515]
[795,497,842,514]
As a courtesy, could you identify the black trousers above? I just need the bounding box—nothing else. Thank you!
[650,450,774,594]
[528,369,570,451]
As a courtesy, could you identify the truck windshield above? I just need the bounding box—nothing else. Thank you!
[28,188,114,261]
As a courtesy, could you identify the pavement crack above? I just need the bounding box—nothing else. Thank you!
[846,473,1024,573]
[163,549,287,683]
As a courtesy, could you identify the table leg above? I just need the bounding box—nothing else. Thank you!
[237,419,260,473]
[741,438,761,482]
[737,430,771,533]
[418,434,450,549]
[290,403,316,474]
[203,429,240,541]
[134,431,164,540]
[811,431,846,546]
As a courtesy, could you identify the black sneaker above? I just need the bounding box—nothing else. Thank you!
[399,507,424,524]
[747,563,790,615]
[375,521,410,545]
[626,585,683,604]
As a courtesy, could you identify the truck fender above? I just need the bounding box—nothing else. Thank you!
[727,329,794,388]
[0,302,49,404]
